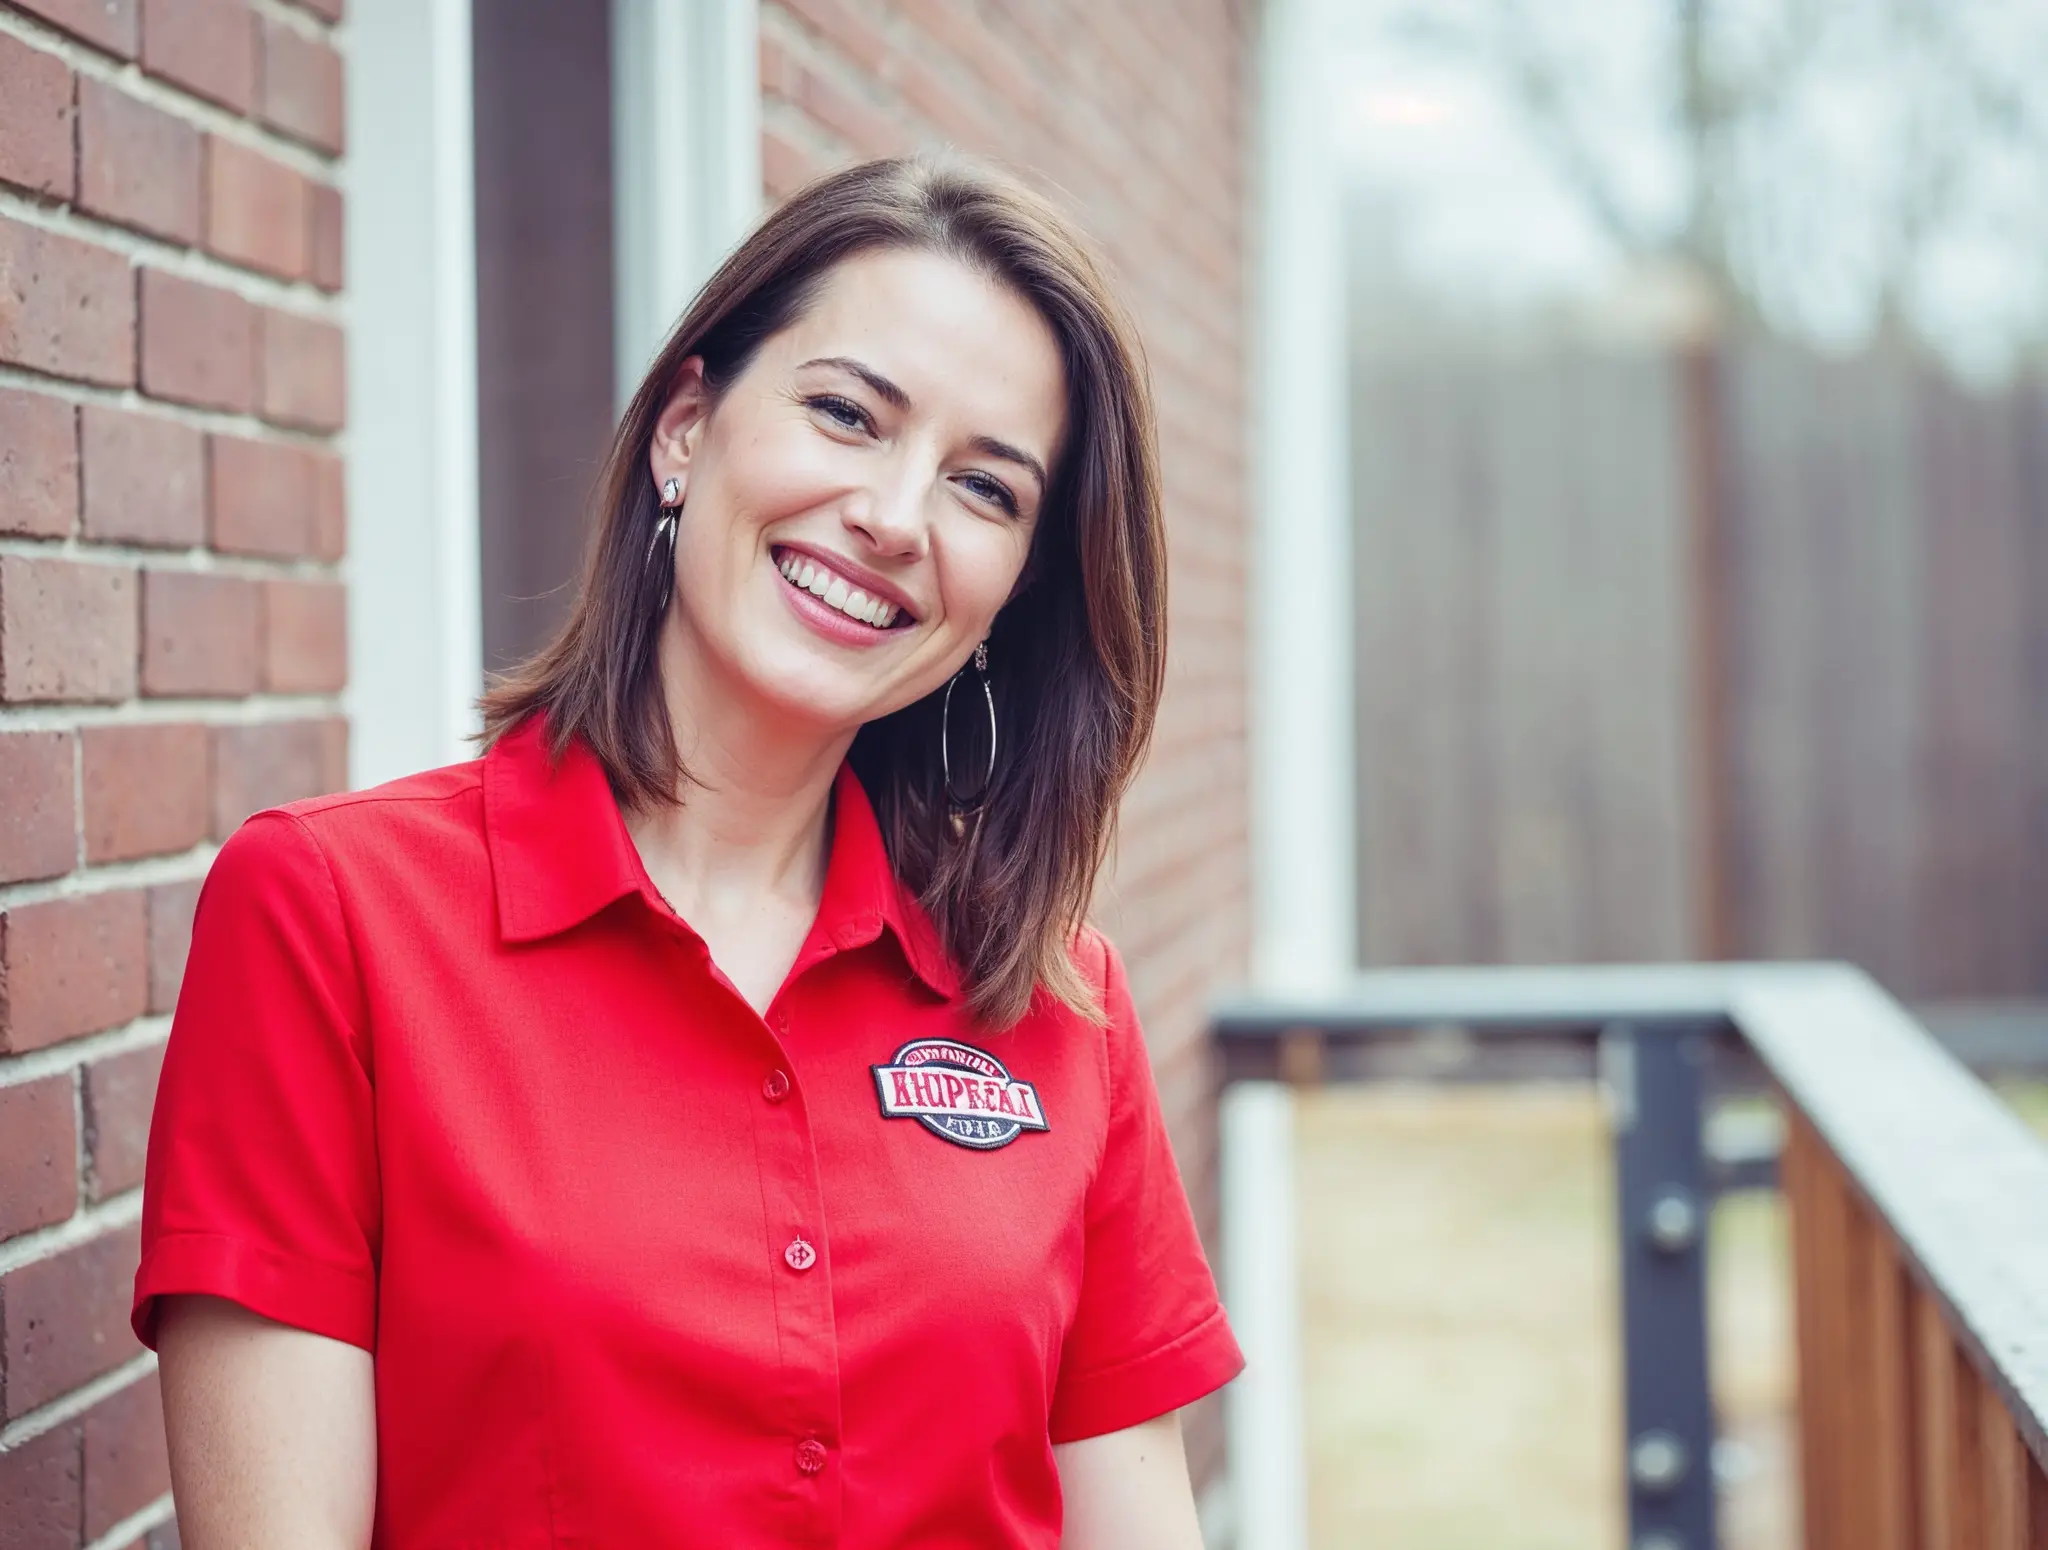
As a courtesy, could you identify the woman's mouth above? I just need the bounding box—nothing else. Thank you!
[773,547,909,631]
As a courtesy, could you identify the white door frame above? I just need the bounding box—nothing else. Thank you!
[610,0,762,413]
[343,0,482,786]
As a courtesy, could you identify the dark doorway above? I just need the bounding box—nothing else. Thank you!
[472,0,617,674]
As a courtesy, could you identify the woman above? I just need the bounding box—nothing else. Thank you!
[137,155,1242,1548]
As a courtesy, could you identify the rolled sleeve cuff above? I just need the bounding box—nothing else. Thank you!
[1048,1305,1246,1443]
[132,1232,376,1353]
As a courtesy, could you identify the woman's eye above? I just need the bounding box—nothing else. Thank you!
[808,394,870,433]
[959,472,1019,515]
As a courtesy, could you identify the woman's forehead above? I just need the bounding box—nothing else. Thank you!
[774,250,1067,454]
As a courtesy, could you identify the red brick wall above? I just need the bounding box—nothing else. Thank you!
[0,0,346,1541]
[760,0,1255,1491]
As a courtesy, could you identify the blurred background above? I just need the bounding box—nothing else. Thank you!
[0,1,2042,1547]
[1317,5,2048,1547]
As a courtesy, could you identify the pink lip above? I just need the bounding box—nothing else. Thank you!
[772,556,910,649]
[771,542,920,619]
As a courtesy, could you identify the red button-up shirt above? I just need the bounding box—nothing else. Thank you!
[134,717,1243,1547]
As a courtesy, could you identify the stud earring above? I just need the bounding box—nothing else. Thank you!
[662,477,680,504]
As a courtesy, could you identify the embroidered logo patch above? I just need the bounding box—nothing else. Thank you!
[871,1038,1049,1150]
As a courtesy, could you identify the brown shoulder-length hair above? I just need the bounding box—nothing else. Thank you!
[480,155,1165,1028]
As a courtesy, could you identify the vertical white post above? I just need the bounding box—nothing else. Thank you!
[1231,0,1353,1543]
[344,0,482,786]
[1251,0,1354,987]
[610,0,762,412]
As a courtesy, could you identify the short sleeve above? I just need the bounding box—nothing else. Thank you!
[132,811,380,1352]
[1047,935,1245,1442]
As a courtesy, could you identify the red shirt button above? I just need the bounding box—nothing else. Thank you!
[762,1069,791,1103]
[783,1237,817,1272]
[794,1438,828,1476]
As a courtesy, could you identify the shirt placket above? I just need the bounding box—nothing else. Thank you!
[754,996,845,1543]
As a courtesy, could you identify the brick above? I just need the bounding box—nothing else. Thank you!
[796,64,906,159]
[0,1419,84,1550]
[145,879,199,1014]
[258,16,344,153]
[898,54,997,147]
[778,0,891,72]
[139,0,254,113]
[259,307,345,431]
[14,0,140,55]
[0,1075,79,1240]
[310,448,345,560]
[77,79,202,245]
[211,717,345,837]
[140,570,260,697]
[0,387,79,538]
[0,731,77,884]
[138,268,258,413]
[83,1040,164,1199]
[83,1371,170,1539]
[81,405,206,548]
[899,0,1031,109]
[0,34,76,200]
[0,1221,144,1419]
[205,135,309,279]
[0,216,136,386]
[762,120,822,203]
[759,28,795,97]
[262,578,346,693]
[208,434,313,556]
[0,555,139,704]
[307,180,343,291]
[82,722,210,863]
[0,890,149,1053]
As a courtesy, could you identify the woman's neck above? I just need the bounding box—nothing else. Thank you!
[623,624,855,937]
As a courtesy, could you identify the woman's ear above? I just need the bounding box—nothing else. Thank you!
[648,356,711,502]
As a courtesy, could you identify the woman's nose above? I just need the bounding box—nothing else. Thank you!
[842,466,931,559]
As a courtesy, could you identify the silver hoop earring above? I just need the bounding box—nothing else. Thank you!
[646,481,681,614]
[941,641,996,812]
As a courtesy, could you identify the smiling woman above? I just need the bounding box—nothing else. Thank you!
[481,159,1162,1027]
[136,155,1240,1550]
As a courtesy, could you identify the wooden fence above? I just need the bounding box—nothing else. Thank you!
[1350,341,2048,999]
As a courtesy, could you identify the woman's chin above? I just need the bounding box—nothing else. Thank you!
[732,662,906,743]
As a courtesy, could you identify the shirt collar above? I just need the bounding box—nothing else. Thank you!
[482,716,959,1000]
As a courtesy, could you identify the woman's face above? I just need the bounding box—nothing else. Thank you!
[649,247,1067,739]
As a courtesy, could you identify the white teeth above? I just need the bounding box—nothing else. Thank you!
[775,551,902,629]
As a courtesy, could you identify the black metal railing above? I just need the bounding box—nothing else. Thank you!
[1213,963,2048,1550]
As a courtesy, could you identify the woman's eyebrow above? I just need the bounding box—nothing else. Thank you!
[800,355,1049,492]
[969,435,1047,493]
[800,355,910,411]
